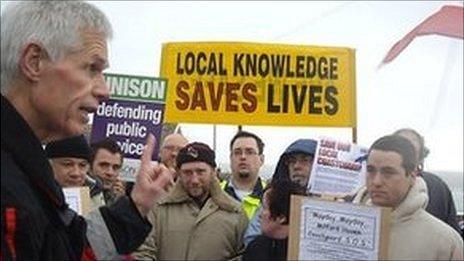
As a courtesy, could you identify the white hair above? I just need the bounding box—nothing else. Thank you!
[1,1,113,95]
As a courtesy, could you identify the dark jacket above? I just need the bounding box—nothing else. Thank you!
[1,96,151,260]
[243,235,288,261]
[421,171,461,234]
[272,139,317,181]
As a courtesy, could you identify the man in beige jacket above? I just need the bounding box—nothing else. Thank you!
[133,142,248,260]
[355,135,462,260]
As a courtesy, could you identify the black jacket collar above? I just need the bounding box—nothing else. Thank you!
[1,95,65,208]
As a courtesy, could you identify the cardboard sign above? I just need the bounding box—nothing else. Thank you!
[308,137,368,196]
[91,73,167,181]
[288,196,390,260]
[160,42,356,127]
[63,187,91,216]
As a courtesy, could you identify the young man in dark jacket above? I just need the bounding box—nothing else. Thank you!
[1,2,172,260]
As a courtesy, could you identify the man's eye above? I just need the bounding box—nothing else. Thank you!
[90,64,100,73]
[182,171,192,176]
[62,162,73,167]
[382,169,396,176]
[99,163,110,168]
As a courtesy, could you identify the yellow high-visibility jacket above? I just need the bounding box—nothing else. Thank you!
[220,178,266,219]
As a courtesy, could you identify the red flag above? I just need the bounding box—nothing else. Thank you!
[380,5,464,66]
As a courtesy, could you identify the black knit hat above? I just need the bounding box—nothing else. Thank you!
[45,135,91,162]
[176,142,216,169]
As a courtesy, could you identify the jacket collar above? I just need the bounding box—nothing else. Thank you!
[224,177,265,201]
[391,177,428,222]
[1,95,66,208]
[161,178,242,213]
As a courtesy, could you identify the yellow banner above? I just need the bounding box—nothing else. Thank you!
[160,42,356,127]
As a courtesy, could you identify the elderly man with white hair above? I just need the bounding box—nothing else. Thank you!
[1,2,172,259]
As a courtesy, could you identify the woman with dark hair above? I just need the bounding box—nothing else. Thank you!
[243,179,307,261]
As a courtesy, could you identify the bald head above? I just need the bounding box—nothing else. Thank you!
[159,133,188,169]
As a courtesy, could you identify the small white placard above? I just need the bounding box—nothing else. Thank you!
[308,137,368,196]
[63,187,91,216]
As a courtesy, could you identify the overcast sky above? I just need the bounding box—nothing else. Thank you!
[2,1,463,175]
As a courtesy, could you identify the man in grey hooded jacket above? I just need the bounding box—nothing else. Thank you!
[243,139,317,245]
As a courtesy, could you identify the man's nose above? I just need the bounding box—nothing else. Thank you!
[93,74,109,100]
[239,152,248,159]
[293,160,306,168]
[371,173,383,186]
[70,165,82,175]
[105,168,117,178]
[190,174,200,184]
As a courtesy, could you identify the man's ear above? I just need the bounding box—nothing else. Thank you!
[259,154,265,166]
[19,43,48,82]
[409,169,417,186]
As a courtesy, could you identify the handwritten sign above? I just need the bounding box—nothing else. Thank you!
[308,137,368,196]
[160,42,356,127]
[63,187,91,216]
[288,196,390,260]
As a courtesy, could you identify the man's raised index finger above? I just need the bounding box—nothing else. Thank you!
[141,133,156,165]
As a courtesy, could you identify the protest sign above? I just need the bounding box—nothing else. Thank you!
[308,137,368,196]
[288,196,390,260]
[160,42,356,127]
[63,187,91,216]
[91,73,167,181]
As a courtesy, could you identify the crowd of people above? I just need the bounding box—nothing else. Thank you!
[1,1,463,260]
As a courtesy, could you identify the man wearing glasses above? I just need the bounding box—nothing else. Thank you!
[159,133,188,180]
[221,131,266,219]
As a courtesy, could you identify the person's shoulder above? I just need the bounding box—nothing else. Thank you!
[210,180,244,213]
[250,235,272,245]
[220,190,244,211]
[420,210,462,242]
[244,235,273,259]
[1,149,29,189]
[421,171,449,187]
[1,149,41,208]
